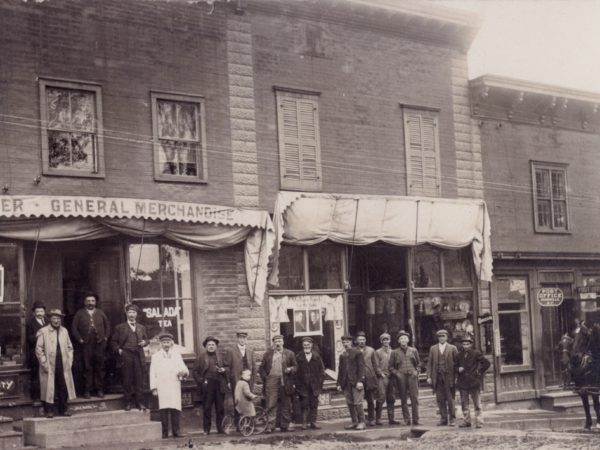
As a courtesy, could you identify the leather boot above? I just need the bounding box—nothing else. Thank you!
[344,405,358,429]
[375,401,383,425]
[388,410,400,425]
[356,405,366,430]
[300,410,308,430]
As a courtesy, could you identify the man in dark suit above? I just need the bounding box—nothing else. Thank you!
[337,334,366,430]
[224,331,256,429]
[259,334,297,433]
[426,329,458,426]
[455,335,490,428]
[71,292,110,398]
[26,301,47,400]
[111,304,148,410]
[295,337,325,430]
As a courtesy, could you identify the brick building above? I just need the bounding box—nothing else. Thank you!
[471,75,600,404]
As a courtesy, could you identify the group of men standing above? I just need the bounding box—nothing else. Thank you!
[338,329,490,430]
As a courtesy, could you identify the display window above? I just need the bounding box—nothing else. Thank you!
[0,243,23,367]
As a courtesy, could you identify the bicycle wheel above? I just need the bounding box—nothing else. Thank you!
[222,414,236,435]
[253,406,268,435]
[239,416,255,437]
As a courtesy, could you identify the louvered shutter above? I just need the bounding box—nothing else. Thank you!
[404,112,441,197]
[277,91,322,191]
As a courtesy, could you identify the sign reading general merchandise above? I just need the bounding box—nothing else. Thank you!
[537,287,564,307]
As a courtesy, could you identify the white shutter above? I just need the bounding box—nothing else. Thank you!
[404,112,441,197]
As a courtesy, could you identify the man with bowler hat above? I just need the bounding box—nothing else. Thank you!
[389,330,421,425]
[71,291,110,398]
[295,336,325,430]
[26,301,47,400]
[193,336,228,434]
[337,334,366,430]
[111,303,149,410]
[36,309,76,418]
[224,331,256,429]
[456,335,490,428]
[427,329,458,426]
[259,334,297,433]
[375,332,399,425]
[150,332,189,438]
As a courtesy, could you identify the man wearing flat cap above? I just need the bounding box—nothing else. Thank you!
[375,332,399,425]
[455,335,490,428]
[427,329,458,426]
[193,336,228,434]
[389,331,420,425]
[36,309,76,418]
[111,303,149,410]
[27,301,47,400]
[295,336,325,430]
[356,331,382,426]
[224,331,257,429]
[259,334,297,432]
[337,334,366,430]
[150,332,189,438]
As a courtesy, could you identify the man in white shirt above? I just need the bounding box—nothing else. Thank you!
[426,329,458,426]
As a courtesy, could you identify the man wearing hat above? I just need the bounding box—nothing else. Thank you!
[295,337,325,430]
[389,331,421,426]
[337,334,366,430]
[35,309,76,418]
[193,336,228,434]
[455,335,490,428]
[356,331,382,426]
[375,332,399,425]
[426,329,459,426]
[259,334,297,432]
[111,304,149,410]
[150,332,189,438]
[224,331,257,429]
[26,301,47,400]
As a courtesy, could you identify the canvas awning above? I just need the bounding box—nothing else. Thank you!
[0,195,274,305]
[268,191,493,286]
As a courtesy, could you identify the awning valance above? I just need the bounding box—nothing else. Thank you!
[0,195,274,305]
[268,191,493,286]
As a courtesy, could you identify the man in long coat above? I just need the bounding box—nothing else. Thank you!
[150,332,189,439]
[295,337,325,430]
[455,335,491,428]
[356,331,382,426]
[111,304,148,410]
[337,334,366,430]
[259,334,297,433]
[426,329,459,426]
[71,292,110,398]
[36,309,76,418]
[26,301,47,401]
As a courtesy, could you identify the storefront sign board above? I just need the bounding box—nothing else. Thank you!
[536,287,564,307]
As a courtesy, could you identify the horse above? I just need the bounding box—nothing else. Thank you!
[569,323,600,430]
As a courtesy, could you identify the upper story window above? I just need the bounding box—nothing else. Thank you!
[402,107,441,197]
[40,79,104,177]
[275,88,322,192]
[151,92,207,183]
[531,161,569,233]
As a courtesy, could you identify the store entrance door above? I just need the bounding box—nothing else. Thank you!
[540,283,575,388]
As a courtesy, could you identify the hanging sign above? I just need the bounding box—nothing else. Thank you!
[536,287,564,307]
[577,286,598,300]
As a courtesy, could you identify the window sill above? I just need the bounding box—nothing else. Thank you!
[499,366,534,374]
[43,169,105,179]
[154,176,208,184]
[533,229,571,235]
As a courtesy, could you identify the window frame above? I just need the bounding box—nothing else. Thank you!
[531,161,570,234]
[39,78,105,178]
[402,105,441,197]
[0,241,25,371]
[151,91,207,184]
[275,87,322,192]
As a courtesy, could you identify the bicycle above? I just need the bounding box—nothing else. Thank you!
[222,405,269,437]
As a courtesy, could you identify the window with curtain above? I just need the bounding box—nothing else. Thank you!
[128,243,194,353]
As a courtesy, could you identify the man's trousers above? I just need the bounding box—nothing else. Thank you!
[459,388,483,426]
[203,378,225,433]
[435,373,455,423]
[265,376,292,430]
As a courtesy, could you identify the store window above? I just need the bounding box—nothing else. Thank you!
[531,162,569,233]
[151,92,207,182]
[581,275,600,325]
[0,243,23,367]
[495,276,532,368]
[412,245,474,356]
[39,79,104,177]
[129,243,194,354]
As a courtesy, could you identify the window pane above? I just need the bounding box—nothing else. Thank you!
[308,244,342,290]
[48,131,95,171]
[276,245,304,290]
[367,246,407,290]
[0,244,19,304]
[46,88,71,129]
[551,171,566,198]
[0,303,23,365]
[412,245,441,288]
[48,131,72,168]
[496,276,531,367]
[496,277,528,306]
[159,141,198,176]
[499,313,524,365]
[157,101,178,139]
[176,102,198,140]
[442,249,472,288]
[535,169,550,197]
[70,91,95,131]
[129,244,161,298]
[160,246,191,299]
[553,201,567,229]
[537,200,551,228]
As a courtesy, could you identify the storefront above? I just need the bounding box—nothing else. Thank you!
[0,195,273,405]
[267,191,493,376]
